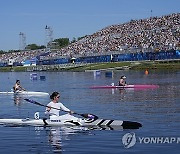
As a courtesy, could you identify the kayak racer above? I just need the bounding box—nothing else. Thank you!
[45,91,74,117]
[13,80,26,92]
[1,96,142,129]
[118,76,127,86]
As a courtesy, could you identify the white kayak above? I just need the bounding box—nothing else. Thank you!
[0,112,142,130]
[0,91,49,96]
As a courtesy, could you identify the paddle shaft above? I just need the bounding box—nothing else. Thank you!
[24,98,98,119]
[25,98,74,113]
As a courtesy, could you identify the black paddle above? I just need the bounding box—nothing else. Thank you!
[24,98,98,119]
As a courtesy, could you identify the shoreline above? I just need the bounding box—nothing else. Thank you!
[0,60,179,72]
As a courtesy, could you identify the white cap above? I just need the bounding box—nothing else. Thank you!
[121,76,126,79]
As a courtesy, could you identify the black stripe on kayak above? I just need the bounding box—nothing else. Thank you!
[122,121,142,129]
[106,120,114,126]
[65,120,81,126]
[106,125,114,130]
[43,118,48,125]
[97,119,106,125]
[100,125,114,130]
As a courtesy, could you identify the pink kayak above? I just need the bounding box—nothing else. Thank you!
[90,84,159,89]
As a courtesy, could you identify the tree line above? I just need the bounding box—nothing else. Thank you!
[0,36,86,54]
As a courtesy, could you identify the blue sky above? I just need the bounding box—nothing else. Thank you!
[0,0,179,51]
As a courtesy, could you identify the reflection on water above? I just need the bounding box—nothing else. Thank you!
[34,126,90,153]
[33,124,124,153]
[14,95,24,105]
[48,127,62,153]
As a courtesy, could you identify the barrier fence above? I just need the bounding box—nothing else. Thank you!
[37,50,180,65]
[0,50,179,67]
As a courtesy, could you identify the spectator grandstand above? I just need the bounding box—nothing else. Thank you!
[46,13,179,59]
[0,13,179,66]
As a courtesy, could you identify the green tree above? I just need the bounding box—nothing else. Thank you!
[26,44,45,50]
[0,50,5,54]
[78,35,87,41]
[54,38,70,48]
[71,37,76,43]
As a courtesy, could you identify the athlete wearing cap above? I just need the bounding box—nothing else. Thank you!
[118,76,127,86]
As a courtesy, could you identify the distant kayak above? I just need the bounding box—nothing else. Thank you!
[0,91,49,96]
[90,84,159,89]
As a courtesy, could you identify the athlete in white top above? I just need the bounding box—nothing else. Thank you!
[46,92,74,116]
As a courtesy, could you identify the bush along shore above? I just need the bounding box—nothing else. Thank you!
[0,60,179,72]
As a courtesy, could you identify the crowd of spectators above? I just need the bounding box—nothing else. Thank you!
[0,13,179,63]
[0,49,45,63]
[44,13,180,59]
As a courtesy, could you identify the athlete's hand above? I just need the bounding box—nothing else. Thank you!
[69,111,74,115]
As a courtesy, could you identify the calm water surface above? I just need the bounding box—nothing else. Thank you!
[0,70,179,154]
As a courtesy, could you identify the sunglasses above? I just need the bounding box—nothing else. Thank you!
[56,96,60,98]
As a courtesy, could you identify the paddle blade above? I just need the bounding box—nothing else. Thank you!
[122,121,142,129]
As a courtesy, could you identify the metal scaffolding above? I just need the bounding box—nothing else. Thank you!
[45,25,53,48]
[19,32,26,50]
